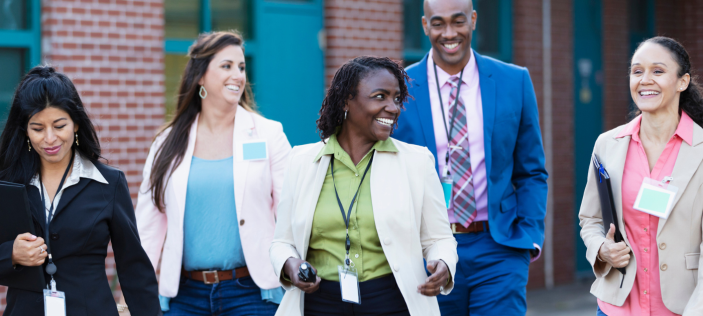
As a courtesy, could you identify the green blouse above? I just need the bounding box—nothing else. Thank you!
[307,134,398,282]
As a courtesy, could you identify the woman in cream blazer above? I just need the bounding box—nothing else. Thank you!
[579,37,703,316]
[270,56,457,316]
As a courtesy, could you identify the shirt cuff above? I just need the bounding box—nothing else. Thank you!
[530,243,542,262]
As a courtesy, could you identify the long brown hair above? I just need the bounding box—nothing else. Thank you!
[148,31,256,212]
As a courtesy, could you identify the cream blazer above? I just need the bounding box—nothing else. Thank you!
[579,122,703,315]
[135,106,291,298]
[270,138,458,316]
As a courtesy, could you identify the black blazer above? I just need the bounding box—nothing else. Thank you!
[0,161,161,316]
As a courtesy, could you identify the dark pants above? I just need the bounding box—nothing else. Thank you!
[164,275,278,316]
[437,230,531,316]
[597,306,608,316]
[304,274,410,316]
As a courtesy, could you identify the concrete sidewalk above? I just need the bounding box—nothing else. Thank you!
[526,280,597,316]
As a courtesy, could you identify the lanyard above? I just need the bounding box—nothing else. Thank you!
[433,62,465,174]
[330,151,374,267]
[39,151,75,281]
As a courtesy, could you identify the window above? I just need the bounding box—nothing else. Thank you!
[0,0,41,128]
[403,0,513,65]
[164,0,254,119]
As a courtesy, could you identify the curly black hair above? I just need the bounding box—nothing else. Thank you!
[317,56,410,141]
[630,36,703,126]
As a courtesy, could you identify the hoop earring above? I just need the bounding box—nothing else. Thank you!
[75,133,79,146]
[344,110,348,120]
[199,86,207,99]
[27,139,31,152]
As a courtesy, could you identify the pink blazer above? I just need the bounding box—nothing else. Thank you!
[135,106,291,298]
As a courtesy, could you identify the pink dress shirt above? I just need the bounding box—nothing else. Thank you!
[427,49,488,223]
[598,112,694,316]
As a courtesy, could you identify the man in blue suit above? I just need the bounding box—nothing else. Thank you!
[393,0,548,314]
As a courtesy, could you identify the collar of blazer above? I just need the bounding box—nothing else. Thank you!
[603,120,703,240]
[169,105,256,222]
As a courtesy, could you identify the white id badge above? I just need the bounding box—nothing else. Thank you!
[43,289,66,316]
[235,139,268,161]
[337,265,360,304]
[633,177,678,219]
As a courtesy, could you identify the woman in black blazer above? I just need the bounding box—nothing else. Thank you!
[0,66,161,316]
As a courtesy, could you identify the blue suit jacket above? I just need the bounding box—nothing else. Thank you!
[394,52,548,251]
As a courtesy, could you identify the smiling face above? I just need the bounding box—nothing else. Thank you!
[343,69,402,143]
[199,45,246,107]
[423,0,476,72]
[27,107,78,165]
[630,42,690,114]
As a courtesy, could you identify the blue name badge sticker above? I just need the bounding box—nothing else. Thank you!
[236,139,268,162]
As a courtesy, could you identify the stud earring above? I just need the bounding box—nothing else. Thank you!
[27,139,31,152]
[199,86,207,99]
[344,110,348,120]
[75,133,79,146]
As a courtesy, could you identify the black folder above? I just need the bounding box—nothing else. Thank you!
[0,180,46,292]
[591,155,627,286]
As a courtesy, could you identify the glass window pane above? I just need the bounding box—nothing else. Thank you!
[473,0,500,55]
[164,54,191,120]
[165,0,200,39]
[0,0,27,30]
[211,0,252,39]
[0,48,25,129]
[403,0,424,51]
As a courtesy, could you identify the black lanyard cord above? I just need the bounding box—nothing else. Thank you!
[330,151,374,266]
[433,61,465,167]
[39,151,75,277]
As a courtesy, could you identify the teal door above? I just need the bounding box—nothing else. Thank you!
[573,0,603,276]
[253,0,324,146]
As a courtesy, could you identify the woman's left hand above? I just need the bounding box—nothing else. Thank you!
[417,260,449,296]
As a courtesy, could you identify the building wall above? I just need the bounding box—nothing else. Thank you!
[603,0,631,130]
[0,0,165,311]
[657,0,703,77]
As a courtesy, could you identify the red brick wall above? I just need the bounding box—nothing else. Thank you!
[514,0,575,289]
[603,0,631,130]
[0,0,165,312]
[325,0,404,85]
[657,0,703,78]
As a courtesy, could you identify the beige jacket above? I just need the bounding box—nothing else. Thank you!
[579,122,703,315]
[270,138,458,316]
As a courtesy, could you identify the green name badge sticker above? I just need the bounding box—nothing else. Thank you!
[633,178,678,219]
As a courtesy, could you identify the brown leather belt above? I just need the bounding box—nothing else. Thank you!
[451,221,489,234]
[182,267,250,284]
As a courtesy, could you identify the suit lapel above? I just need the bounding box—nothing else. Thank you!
[658,124,703,235]
[475,53,496,181]
[233,107,254,215]
[301,153,330,259]
[407,54,438,158]
[171,114,199,222]
[605,132,630,240]
[53,179,91,219]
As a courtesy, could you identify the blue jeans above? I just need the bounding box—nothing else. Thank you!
[597,306,608,316]
[437,230,531,316]
[164,275,278,316]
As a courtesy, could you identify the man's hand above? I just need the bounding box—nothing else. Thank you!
[11,233,47,267]
[598,223,631,268]
[283,257,321,294]
[418,260,449,296]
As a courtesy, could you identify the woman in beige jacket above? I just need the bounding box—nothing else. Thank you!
[579,37,703,316]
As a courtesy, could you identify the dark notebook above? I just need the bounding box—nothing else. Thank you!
[591,155,627,286]
[0,180,46,292]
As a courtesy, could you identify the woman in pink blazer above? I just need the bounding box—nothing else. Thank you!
[131,32,291,315]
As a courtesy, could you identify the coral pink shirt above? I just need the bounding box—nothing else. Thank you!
[597,112,694,316]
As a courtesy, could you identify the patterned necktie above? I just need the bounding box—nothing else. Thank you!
[447,76,477,227]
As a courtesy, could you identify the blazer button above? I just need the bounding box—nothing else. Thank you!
[659,243,666,250]
[384,238,391,245]
[50,233,59,241]
[393,264,399,272]
[240,219,245,226]
[661,263,668,271]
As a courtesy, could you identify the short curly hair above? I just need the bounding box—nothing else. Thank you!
[316,56,410,141]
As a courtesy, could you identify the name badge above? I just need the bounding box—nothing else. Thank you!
[633,177,678,219]
[338,265,360,304]
[236,140,268,161]
[44,289,66,316]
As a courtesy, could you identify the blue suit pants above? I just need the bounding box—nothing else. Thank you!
[438,230,530,316]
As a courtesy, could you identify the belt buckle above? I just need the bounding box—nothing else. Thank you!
[202,270,219,284]
[451,223,457,234]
